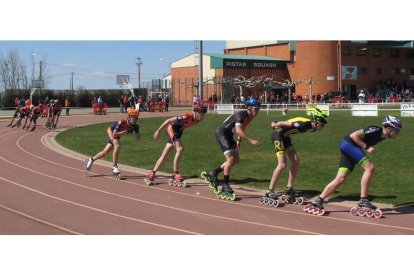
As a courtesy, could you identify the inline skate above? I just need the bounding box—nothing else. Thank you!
[110,165,121,179]
[168,173,187,188]
[83,157,93,175]
[216,183,236,201]
[350,198,382,219]
[259,190,280,207]
[280,187,305,205]
[200,171,219,193]
[144,171,155,186]
[303,197,326,216]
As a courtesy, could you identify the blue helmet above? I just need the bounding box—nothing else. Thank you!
[245,97,261,108]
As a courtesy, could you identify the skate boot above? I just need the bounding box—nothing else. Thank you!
[111,165,121,179]
[30,126,36,132]
[6,123,12,127]
[304,197,326,216]
[350,198,382,218]
[281,187,305,205]
[200,170,219,192]
[260,190,280,207]
[216,183,236,201]
[83,158,94,174]
[144,171,155,186]
[168,173,187,188]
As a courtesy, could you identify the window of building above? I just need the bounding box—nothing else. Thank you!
[373,48,381,57]
[411,69,414,75]
[406,51,414,59]
[371,68,382,75]
[356,47,368,56]
[400,68,406,74]
[358,67,368,74]
[390,49,399,58]
[342,46,352,56]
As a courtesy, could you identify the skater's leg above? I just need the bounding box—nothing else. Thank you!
[111,139,121,165]
[268,153,287,191]
[93,143,114,161]
[319,170,348,199]
[223,151,239,177]
[172,140,183,173]
[360,160,375,198]
[152,143,174,172]
[286,148,300,189]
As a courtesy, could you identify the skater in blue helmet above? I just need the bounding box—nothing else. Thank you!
[306,115,402,217]
[262,108,328,205]
[201,97,262,200]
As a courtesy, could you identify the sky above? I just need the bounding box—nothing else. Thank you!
[0,40,225,90]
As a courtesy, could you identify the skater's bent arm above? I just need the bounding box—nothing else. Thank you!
[153,117,175,140]
[235,125,261,146]
[271,121,291,129]
[350,130,370,150]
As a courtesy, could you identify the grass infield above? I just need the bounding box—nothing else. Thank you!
[56,109,413,206]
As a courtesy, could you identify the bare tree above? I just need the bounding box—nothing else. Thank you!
[301,75,323,102]
[275,78,303,104]
[0,49,29,92]
[227,75,266,99]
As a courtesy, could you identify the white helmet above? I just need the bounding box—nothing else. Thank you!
[382,115,402,130]
[30,104,35,109]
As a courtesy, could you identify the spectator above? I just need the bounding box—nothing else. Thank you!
[358,90,366,104]
[65,96,70,116]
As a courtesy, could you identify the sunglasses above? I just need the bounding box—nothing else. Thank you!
[253,107,260,111]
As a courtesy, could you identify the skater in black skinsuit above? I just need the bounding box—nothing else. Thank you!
[307,115,401,216]
[203,97,261,199]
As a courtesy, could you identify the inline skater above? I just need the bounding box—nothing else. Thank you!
[262,108,328,207]
[305,115,402,218]
[201,97,261,201]
[25,104,42,131]
[84,108,140,179]
[6,97,22,127]
[145,104,207,186]
[11,105,31,128]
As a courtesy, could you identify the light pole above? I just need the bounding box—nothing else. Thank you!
[136,57,142,89]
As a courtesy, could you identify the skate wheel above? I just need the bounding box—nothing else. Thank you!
[303,205,310,211]
[228,193,236,201]
[366,209,374,218]
[181,181,187,188]
[168,179,173,186]
[296,197,304,205]
[357,209,366,217]
[281,195,288,203]
[373,209,383,219]
[317,209,326,216]
[272,200,280,207]
[350,207,358,216]
[312,208,320,215]
[260,197,267,204]
[213,188,220,194]
[201,171,207,178]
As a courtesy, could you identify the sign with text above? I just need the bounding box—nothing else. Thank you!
[223,59,285,69]
[352,104,378,116]
[401,103,414,117]
[342,65,357,80]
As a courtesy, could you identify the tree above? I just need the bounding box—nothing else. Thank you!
[227,75,266,99]
[0,49,28,92]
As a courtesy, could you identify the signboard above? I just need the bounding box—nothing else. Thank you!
[342,65,357,80]
[306,103,330,116]
[401,103,414,117]
[116,75,130,85]
[32,79,44,88]
[215,104,234,114]
[223,59,285,69]
[352,104,378,116]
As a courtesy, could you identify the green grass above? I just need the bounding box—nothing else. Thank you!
[56,110,414,206]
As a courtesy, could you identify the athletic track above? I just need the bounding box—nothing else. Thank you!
[1,110,413,235]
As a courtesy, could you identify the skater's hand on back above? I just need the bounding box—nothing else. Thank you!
[366,146,376,154]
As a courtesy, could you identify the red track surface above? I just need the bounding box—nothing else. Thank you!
[1,111,413,235]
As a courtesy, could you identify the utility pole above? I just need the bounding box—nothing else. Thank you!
[136,57,143,89]
[198,40,203,100]
[39,60,43,94]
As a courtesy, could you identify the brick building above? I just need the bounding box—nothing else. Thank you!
[171,41,414,105]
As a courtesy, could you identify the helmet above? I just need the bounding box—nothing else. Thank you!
[127,108,139,117]
[193,105,207,114]
[311,108,328,124]
[244,97,261,109]
[382,115,401,130]
[30,104,35,110]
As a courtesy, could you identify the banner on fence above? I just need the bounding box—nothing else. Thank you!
[306,104,330,116]
[401,103,414,117]
[352,104,378,116]
[215,104,234,114]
